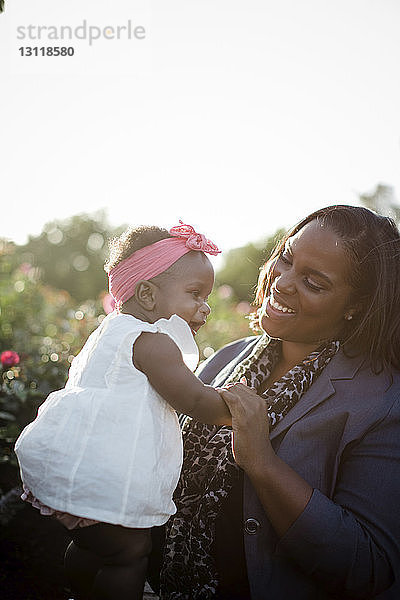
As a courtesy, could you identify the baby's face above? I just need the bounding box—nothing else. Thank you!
[154,252,214,335]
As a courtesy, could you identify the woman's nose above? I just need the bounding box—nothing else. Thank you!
[274,269,296,295]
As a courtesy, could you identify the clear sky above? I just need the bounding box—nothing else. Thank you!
[1,0,399,255]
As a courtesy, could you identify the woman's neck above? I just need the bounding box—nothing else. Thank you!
[280,340,321,372]
[258,339,322,394]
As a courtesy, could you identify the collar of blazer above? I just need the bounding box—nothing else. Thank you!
[208,338,366,441]
[270,349,366,440]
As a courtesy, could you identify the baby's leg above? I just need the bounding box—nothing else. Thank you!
[64,539,101,599]
[67,522,152,600]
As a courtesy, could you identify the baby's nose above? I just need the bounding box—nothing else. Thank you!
[200,302,211,316]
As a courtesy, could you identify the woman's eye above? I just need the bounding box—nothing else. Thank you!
[191,291,200,298]
[304,278,323,292]
[279,253,292,265]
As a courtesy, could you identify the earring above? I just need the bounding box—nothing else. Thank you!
[345,314,353,321]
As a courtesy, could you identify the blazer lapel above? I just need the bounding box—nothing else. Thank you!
[270,350,365,441]
[210,338,260,388]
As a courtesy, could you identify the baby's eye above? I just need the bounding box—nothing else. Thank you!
[190,290,200,298]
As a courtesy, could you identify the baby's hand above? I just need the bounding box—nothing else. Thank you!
[216,381,271,471]
[215,376,247,395]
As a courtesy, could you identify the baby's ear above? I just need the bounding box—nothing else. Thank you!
[135,280,157,310]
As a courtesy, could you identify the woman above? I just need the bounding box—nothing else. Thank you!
[154,205,400,599]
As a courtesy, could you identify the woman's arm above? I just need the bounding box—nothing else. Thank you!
[219,383,400,597]
[134,332,232,425]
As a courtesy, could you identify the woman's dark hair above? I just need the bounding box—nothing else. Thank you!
[104,226,171,273]
[255,205,400,373]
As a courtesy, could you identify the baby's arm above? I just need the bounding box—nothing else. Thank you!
[133,332,231,426]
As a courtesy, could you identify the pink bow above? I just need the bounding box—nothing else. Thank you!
[169,221,221,255]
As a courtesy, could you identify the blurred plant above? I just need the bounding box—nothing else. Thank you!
[216,231,284,302]
[15,211,124,303]
[0,1,4,14]
[0,239,104,492]
[195,284,257,363]
[359,183,400,224]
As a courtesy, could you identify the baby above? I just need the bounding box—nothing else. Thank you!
[15,222,231,600]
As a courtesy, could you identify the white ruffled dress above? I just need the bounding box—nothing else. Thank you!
[14,312,198,528]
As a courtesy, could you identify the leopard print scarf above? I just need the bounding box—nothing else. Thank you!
[160,336,340,600]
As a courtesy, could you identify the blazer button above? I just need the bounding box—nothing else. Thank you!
[244,517,260,535]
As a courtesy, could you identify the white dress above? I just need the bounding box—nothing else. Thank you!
[14,312,199,528]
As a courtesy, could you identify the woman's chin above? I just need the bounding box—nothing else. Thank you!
[260,314,289,338]
[260,317,278,338]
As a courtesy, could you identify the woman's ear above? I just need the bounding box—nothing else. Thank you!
[344,301,363,321]
[134,280,157,311]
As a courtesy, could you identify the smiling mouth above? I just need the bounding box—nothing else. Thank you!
[268,294,296,315]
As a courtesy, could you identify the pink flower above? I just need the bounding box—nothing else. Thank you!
[236,301,251,315]
[19,262,32,275]
[1,350,20,368]
[102,293,116,314]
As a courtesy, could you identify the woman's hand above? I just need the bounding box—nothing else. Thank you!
[217,382,274,474]
[218,381,313,537]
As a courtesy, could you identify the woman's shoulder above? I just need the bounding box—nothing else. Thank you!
[196,335,260,385]
[330,348,400,385]
[328,348,400,416]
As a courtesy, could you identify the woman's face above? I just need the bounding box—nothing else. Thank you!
[259,220,356,347]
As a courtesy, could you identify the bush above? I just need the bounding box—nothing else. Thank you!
[195,283,255,361]
[0,239,101,494]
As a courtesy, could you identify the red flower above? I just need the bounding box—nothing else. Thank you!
[1,350,20,368]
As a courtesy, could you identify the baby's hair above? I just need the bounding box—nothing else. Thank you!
[104,226,172,273]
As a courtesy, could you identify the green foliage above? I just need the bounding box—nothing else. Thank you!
[195,285,256,361]
[15,211,123,303]
[359,183,400,224]
[216,230,284,302]
[0,1,4,14]
[0,239,102,486]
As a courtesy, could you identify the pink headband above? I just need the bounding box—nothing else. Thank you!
[108,221,221,308]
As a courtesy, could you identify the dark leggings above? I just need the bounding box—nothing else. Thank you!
[64,522,151,600]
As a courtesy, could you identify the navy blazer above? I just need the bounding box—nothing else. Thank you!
[196,337,400,600]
